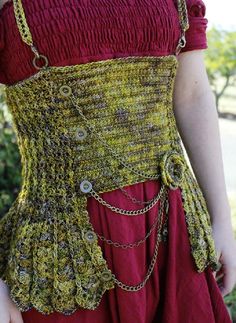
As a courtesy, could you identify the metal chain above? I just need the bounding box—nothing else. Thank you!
[89,185,165,216]
[111,188,168,291]
[118,185,155,205]
[96,192,169,249]
[71,94,160,181]
[98,153,157,206]
[70,93,165,213]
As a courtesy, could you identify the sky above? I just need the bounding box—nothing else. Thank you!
[205,0,236,30]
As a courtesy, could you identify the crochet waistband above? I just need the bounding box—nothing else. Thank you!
[0,55,218,315]
[5,55,181,198]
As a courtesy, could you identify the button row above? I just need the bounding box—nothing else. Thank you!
[81,229,113,282]
[57,82,119,286]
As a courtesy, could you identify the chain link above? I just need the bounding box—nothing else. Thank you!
[71,94,160,181]
[70,94,166,217]
[118,185,155,205]
[96,192,169,249]
[89,185,165,216]
[111,188,168,291]
[99,157,158,206]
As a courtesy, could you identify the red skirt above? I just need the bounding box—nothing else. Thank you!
[21,180,232,323]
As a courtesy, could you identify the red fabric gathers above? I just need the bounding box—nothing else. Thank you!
[0,0,233,322]
[0,0,208,85]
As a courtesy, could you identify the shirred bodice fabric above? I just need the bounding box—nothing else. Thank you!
[0,0,208,85]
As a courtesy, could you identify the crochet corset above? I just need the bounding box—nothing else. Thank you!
[0,0,218,315]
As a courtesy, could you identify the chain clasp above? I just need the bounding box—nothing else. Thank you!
[31,45,49,70]
[175,34,187,56]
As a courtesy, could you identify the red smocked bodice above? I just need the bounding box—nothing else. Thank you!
[0,0,208,85]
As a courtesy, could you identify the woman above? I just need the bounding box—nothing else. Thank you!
[0,0,235,322]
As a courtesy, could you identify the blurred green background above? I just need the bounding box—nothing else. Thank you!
[0,27,236,319]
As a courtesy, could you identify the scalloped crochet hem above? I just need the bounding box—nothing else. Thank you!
[1,177,219,316]
[19,179,231,322]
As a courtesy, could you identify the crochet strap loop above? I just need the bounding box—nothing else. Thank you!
[13,0,46,64]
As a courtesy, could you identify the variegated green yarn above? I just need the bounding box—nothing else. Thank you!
[0,55,218,315]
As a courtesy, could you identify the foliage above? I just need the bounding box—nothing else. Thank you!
[205,28,236,113]
[224,197,236,321]
[224,289,236,322]
[0,85,22,218]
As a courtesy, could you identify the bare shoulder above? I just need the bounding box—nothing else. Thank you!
[0,0,10,10]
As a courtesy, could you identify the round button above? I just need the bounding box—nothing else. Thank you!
[80,180,93,193]
[84,230,97,242]
[59,85,72,97]
[76,127,87,141]
[101,270,113,282]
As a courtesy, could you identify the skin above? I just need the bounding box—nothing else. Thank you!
[174,49,236,297]
[0,2,235,319]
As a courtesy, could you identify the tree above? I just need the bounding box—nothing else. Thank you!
[205,28,236,114]
[0,85,22,218]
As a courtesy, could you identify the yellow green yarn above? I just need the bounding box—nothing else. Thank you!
[0,55,218,315]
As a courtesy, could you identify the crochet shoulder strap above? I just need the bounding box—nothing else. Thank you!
[13,0,33,48]
[12,0,49,69]
[177,0,190,36]
[175,0,190,54]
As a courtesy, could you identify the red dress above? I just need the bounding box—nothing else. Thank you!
[0,1,232,322]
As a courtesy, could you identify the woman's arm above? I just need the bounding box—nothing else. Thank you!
[173,49,236,296]
[174,50,231,225]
